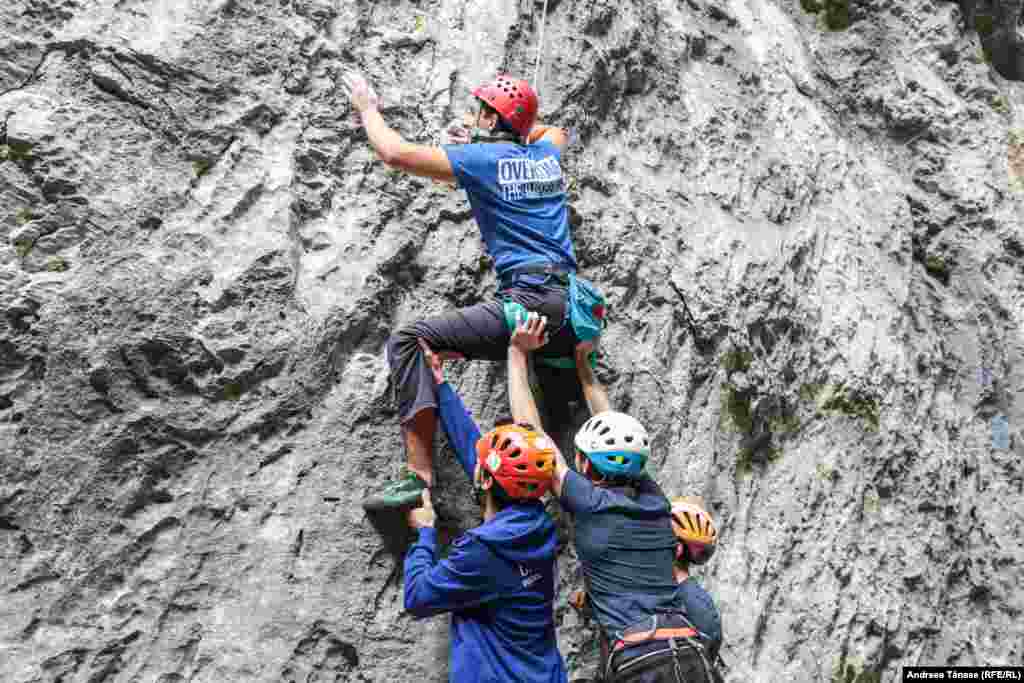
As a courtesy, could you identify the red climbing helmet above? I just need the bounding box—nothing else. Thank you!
[472,75,538,138]
[475,424,555,500]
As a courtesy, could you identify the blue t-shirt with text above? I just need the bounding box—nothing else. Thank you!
[444,140,577,278]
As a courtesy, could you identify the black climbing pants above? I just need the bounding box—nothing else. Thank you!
[386,275,581,426]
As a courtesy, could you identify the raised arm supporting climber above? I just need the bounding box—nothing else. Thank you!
[341,71,606,513]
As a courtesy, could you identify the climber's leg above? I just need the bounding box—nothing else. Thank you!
[362,279,576,512]
[363,300,509,512]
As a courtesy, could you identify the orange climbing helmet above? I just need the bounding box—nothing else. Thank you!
[472,75,538,138]
[476,424,555,500]
[670,498,718,565]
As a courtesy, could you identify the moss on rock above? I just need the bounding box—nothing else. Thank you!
[822,0,850,30]
[924,254,950,283]
[722,386,753,433]
[0,141,34,163]
[819,385,880,431]
[833,659,882,683]
[974,14,995,37]
[816,462,839,482]
[801,0,851,30]
[46,256,69,272]
[192,159,212,177]
[770,412,801,435]
[15,207,34,225]
[721,348,753,374]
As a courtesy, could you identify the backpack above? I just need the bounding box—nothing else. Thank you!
[567,273,607,344]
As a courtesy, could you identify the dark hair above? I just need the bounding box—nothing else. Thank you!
[478,100,519,136]
[492,415,538,432]
[489,478,514,508]
[674,551,690,571]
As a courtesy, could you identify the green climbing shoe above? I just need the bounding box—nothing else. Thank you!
[363,471,428,513]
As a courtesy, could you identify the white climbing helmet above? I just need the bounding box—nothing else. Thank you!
[574,411,651,478]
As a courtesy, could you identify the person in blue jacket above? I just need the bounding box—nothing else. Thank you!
[341,70,597,513]
[669,496,723,659]
[507,314,720,683]
[402,339,568,683]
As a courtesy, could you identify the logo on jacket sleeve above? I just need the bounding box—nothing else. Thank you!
[518,563,542,588]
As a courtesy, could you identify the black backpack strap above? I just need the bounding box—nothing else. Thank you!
[599,630,610,682]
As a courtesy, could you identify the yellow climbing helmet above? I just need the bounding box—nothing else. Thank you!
[670,497,718,565]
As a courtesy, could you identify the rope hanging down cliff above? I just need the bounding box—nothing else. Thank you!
[533,0,550,98]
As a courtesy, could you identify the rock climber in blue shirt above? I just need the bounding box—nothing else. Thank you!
[506,315,722,683]
[402,339,567,683]
[341,70,597,512]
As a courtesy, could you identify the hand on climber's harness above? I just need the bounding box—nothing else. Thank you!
[418,340,445,385]
[418,340,464,386]
[340,70,381,116]
[407,490,435,529]
[510,312,550,353]
[568,589,593,620]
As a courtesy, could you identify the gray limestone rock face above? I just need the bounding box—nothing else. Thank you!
[2,0,1023,681]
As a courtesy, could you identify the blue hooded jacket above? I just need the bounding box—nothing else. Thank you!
[675,577,722,656]
[403,383,567,683]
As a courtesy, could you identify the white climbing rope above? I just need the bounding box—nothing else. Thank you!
[533,0,550,97]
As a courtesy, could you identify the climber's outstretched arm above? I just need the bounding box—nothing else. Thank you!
[507,318,545,431]
[343,71,456,182]
[575,341,611,416]
[361,109,455,181]
[508,314,570,497]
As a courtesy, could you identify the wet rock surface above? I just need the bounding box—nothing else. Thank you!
[2,0,1023,681]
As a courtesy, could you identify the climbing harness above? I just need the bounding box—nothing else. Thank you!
[604,613,722,683]
[571,591,724,683]
[499,263,606,369]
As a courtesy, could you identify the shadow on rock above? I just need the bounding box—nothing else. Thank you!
[364,509,416,559]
